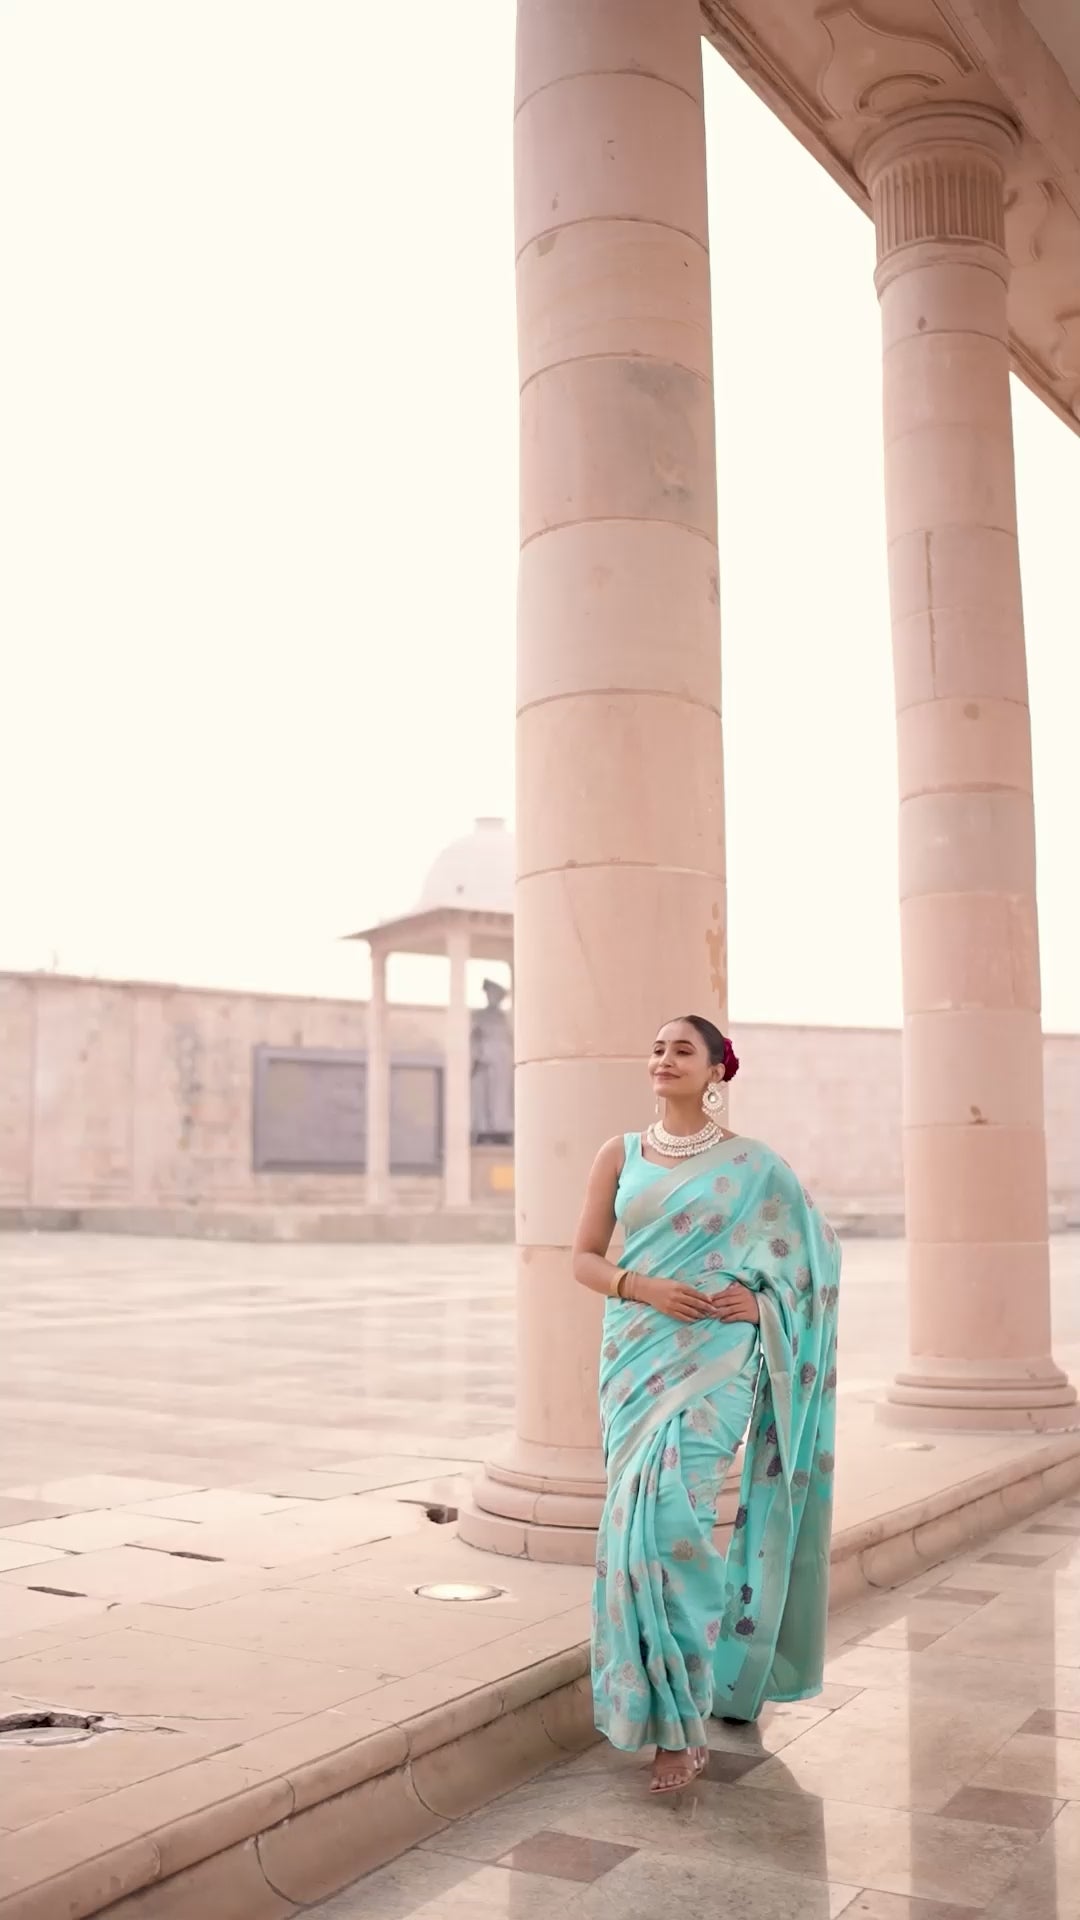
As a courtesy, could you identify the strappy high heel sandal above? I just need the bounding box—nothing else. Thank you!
[649,1745,709,1795]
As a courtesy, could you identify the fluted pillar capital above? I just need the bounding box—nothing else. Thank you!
[858,105,1019,293]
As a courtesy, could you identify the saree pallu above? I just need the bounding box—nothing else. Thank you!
[592,1133,841,1752]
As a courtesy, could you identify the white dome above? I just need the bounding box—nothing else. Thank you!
[417,817,514,915]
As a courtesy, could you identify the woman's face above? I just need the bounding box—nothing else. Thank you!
[649,1021,719,1103]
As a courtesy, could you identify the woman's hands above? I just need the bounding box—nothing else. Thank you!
[709,1280,760,1324]
[629,1276,760,1326]
[632,1276,715,1323]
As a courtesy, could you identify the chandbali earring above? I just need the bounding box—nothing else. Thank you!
[702,1081,726,1118]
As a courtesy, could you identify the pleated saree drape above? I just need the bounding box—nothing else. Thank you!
[592,1134,841,1750]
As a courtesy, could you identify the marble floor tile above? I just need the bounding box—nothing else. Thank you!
[931,1587,999,1607]
[0,1587,105,1640]
[572,1849,861,1918]
[425,1770,1040,1909]
[938,1785,1062,1832]
[702,1748,768,1783]
[838,1899,978,1919]
[856,1629,944,1653]
[924,1552,1080,1595]
[551,1743,652,1781]
[290,1562,586,1627]
[0,1717,282,1829]
[710,1696,860,1754]
[558,1688,864,1777]
[974,1730,1080,1799]
[743,1686,1033,1813]
[825,1643,1080,1713]
[420,1777,615,1865]
[0,1541,68,1573]
[0,1511,200,1555]
[705,1789,1039,1907]
[3,1477,200,1510]
[108,1582,522,1672]
[929,1593,1080,1670]
[241,1467,470,1502]
[0,1499,78,1528]
[896,1597,993,1629]
[122,1489,306,1524]
[0,1624,382,1718]
[979,1551,1057,1568]
[839,1598,988,1644]
[1021,1708,1080,1740]
[0,1545,241,1603]
[983,1800,1080,1919]
[313,1851,580,1918]
[497,1831,636,1881]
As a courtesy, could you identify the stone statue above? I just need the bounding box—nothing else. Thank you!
[470,979,514,1145]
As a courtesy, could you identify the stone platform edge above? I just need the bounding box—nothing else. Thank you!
[0,1206,515,1246]
[5,1429,1080,1920]
[3,1207,1076,1245]
[2,1206,1074,1244]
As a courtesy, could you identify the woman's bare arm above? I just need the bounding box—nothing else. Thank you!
[571,1138,626,1298]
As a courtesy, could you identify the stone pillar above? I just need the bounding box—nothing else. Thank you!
[862,105,1076,1429]
[444,925,472,1209]
[460,0,726,1562]
[366,945,390,1209]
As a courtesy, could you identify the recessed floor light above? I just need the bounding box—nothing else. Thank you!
[0,1712,103,1747]
[414,1582,505,1602]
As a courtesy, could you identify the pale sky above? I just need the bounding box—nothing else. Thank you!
[2,4,1078,1031]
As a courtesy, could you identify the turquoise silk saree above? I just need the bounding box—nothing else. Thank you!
[592,1134,841,1751]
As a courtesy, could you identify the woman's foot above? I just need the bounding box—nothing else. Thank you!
[649,1746,708,1794]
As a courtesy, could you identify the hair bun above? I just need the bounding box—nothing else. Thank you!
[723,1037,740,1083]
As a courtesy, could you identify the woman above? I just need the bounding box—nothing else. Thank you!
[572,1015,840,1795]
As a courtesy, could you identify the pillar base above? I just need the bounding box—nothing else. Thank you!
[458,1437,746,1563]
[879,1355,1078,1432]
[457,1437,606,1565]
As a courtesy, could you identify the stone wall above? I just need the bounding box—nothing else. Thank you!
[1,971,1077,1226]
[0,972,442,1213]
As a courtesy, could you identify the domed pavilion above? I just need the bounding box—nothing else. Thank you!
[347,818,514,1211]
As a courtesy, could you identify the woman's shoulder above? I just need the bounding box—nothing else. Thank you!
[594,1135,631,1175]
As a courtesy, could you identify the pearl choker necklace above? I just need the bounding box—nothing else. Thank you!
[646,1118,724,1160]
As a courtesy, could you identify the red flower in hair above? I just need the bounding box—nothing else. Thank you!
[723,1038,740,1082]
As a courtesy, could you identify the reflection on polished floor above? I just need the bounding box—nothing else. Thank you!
[314,1497,1080,1920]
[4,1232,1079,1492]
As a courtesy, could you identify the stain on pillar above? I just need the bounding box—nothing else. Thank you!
[705,901,726,1004]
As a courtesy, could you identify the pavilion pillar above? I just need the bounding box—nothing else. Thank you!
[366,945,391,1209]
[460,0,727,1561]
[861,105,1076,1429]
[444,924,472,1209]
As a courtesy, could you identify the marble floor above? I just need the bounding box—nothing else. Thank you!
[3,1233,1080,1914]
[3,1231,1079,1490]
[311,1496,1080,1920]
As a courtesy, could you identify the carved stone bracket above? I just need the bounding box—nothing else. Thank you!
[697,0,1080,438]
[1050,311,1080,418]
[1005,176,1059,264]
[814,1,974,121]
